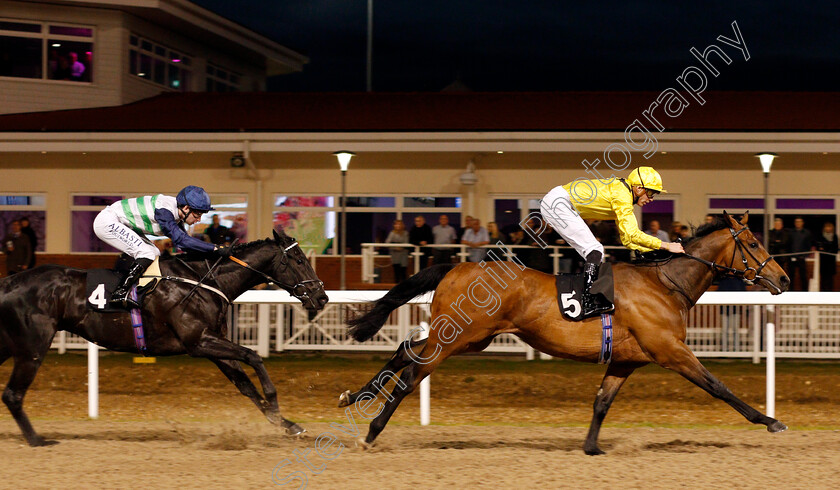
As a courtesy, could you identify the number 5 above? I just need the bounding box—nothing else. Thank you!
[560,292,581,318]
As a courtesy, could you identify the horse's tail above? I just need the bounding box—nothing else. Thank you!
[347,263,457,342]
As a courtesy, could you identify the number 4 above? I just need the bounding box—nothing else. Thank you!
[89,283,107,309]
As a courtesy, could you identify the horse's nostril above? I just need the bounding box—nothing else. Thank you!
[780,275,791,288]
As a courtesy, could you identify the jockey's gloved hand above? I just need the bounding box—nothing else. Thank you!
[214,246,233,257]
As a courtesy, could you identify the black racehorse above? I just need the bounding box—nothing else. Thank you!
[0,229,328,446]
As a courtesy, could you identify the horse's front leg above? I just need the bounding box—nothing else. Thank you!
[645,336,786,432]
[187,332,303,435]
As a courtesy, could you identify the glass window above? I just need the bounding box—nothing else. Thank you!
[403,197,461,208]
[0,36,42,79]
[343,197,396,207]
[0,21,41,32]
[48,40,92,82]
[129,34,191,91]
[0,20,92,82]
[49,26,92,37]
[275,196,334,207]
[191,195,248,244]
[206,63,241,92]
[274,210,336,255]
[0,194,46,252]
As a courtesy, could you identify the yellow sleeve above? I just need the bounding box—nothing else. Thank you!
[612,199,662,252]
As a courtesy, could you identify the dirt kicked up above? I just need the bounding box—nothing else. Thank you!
[1,353,839,488]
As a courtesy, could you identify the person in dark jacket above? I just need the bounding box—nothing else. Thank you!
[19,216,37,269]
[3,220,32,275]
[408,215,434,269]
[788,217,813,291]
[768,217,791,274]
[815,222,838,292]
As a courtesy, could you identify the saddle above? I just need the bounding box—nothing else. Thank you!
[555,263,614,321]
[85,258,161,312]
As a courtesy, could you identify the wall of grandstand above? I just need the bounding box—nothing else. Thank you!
[0,150,838,254]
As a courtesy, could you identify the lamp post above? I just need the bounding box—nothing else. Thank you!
[334,151,355,290]
[756,153,777,250]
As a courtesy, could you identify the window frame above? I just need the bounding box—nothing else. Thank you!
[0,18,95,83]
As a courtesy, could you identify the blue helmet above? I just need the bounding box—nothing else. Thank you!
[176,185,214,213]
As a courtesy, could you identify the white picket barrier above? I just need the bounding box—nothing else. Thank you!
[86,290,840,422]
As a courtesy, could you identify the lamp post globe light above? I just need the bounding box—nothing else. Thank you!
[333,151,355,290]
[756,153,777,250]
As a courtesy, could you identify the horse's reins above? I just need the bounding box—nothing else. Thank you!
[681,224,778,290]
[146,240,322,305]
[227,241,324,303]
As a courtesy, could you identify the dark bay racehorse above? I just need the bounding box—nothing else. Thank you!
[341,212,790,454]
[0,229,327,446]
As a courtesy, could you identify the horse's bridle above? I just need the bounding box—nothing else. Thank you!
[683,225,776,286]
[228,240,324,303]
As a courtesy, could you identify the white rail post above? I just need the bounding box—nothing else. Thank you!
[87,341,98,419]
[257,304,270,358]
[752,305,761,364]
[275,304,285,353]
[58,330,66,355]
[766,305,775,418]
[418,320,431,426]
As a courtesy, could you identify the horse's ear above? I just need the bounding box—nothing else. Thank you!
[272,229,282,243]
[722,210,737,227]
[740,211,749,225]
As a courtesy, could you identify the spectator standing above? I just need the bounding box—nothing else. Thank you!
[69,52,85,80]
[461,218,489,263]
[409,215,433,269]
[768,217,791,274]
[19,216,37,269]
[484,221,507,262]
[431,214,457,265]
[385,219,410,282]
[645,220,670,242]
[457,215,474,241]
[669,221,683,241]
[679,225,694,245]
[205,214,235,246]
[789,217,813,291]
[815,222,838,292]
[3,220,32,275]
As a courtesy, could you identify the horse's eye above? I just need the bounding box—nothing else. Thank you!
[750,242,758,249]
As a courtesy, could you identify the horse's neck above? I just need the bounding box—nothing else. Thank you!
[661,243,719,306]
[215,253,270,298]
[166,252,267,300]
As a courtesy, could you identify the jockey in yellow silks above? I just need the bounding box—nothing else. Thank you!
[540,167,685,317]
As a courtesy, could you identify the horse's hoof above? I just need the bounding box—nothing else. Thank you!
[767,420,788,433]
[355,437,374,450]
[583,446,605,456]
[338,390,352,408]
[29,437,59,447]
[285,423,306,436]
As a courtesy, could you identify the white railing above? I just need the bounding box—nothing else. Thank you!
[57,291,840,360]
[360,243,630,283]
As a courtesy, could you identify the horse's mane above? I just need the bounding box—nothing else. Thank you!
[694,215,732,238]
[161,238,274,263]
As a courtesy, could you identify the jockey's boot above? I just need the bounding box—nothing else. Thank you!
[111,258,153,309]
[581,251,614,318]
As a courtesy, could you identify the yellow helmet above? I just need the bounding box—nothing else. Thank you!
[626,167,667,193]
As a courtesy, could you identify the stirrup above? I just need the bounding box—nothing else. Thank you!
[111,289,140,310]
[583,294,614,317]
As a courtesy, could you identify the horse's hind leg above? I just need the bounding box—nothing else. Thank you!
[338,339,426,408]
[651,339,785,431]
[2,353,54,446]
[361,339,455,447]
[583,362,645,456]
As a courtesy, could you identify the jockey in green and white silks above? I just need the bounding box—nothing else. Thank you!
[93,185,230,308]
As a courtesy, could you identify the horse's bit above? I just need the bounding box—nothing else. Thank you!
[684,225,776,286]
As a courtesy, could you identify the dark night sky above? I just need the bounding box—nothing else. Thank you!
[191,1,840,92]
